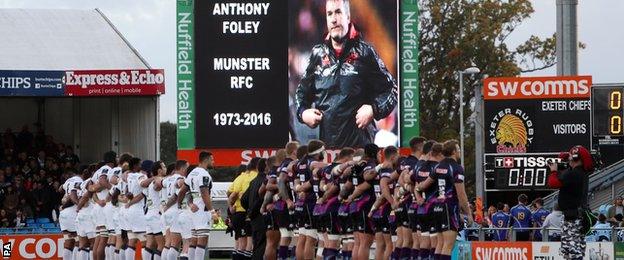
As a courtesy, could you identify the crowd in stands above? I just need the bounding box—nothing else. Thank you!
[0,124,79,228]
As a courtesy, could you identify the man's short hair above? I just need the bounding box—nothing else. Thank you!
[296,145,309,159]
[285,141,299,156]
[267,156,278,168]
[103,151,117,164]
[175,160,188,170]
[364,143,380,160]
[119,153,133,166]
[248,157,261,171]
[442,140,459,157]
[383,146,398,158]
[518,194,528,204]
[129,157,142,170]
[338,148,356,159]
[327,0,350,15]
[199,151,213,163]
[430,143,444,157]
[307,140,325,154]
[423,140,436,154]
[409,136,426,152]
[497,202,505,211]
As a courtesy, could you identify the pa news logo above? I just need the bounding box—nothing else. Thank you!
[1,241,11,258]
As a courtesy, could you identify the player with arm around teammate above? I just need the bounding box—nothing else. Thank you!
[415,140,473,260]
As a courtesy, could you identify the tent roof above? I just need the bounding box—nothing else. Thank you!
[0,8,149,70]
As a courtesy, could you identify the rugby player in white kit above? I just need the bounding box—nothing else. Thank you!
[177,151,215,260]
[161,160,189,259]
[143,161,167,260]
[76,165,97,260]
[124,157,150,260]
[59,167,82,260]
[168,160,192,260]
[89,151,117,260]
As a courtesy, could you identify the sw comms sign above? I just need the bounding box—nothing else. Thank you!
[483,76,592,191]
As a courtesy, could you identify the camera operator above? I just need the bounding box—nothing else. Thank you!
[547,146,593,260]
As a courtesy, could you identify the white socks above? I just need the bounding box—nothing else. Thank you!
[194,246,206,260]
[125,247,135,260]
[167,248,180,260]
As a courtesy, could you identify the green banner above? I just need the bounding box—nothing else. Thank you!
[176,0,195,149]
[615,242,624,260]
[399,0,419,147]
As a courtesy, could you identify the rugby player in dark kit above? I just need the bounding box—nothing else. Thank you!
[344,144,380,260]
[416,140,473,260]
[412,141,444,260]
[294,140,328,260]
[316,147,355,259]
[296,0,398,148]
[369,146,400,260]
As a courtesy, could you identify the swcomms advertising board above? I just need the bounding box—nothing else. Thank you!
[483,76,592,191]
[177,0,419,166]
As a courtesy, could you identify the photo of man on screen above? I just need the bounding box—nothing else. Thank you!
[295,0,398,148]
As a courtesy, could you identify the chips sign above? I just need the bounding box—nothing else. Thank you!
[483,76,592,191]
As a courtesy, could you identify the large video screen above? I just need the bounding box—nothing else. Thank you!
[193,0,399,149]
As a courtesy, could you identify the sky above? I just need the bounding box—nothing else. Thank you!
[0,0,622,123]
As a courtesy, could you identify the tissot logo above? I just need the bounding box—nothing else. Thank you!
[494,157,515,168]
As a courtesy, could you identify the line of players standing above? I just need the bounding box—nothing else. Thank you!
[259,137,473,260]
[58,150,218,260]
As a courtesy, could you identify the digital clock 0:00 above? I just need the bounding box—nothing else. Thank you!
[213,112,272,126]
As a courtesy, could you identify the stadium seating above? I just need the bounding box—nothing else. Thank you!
[41,223,56,228]
[25,218,35,224]
[35,217,50,224]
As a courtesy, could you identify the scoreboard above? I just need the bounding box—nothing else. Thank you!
[483,76,592,191]
[484,153,562,190]
[592,85,624,142]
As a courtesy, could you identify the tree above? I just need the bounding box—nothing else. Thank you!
[418,0,557,197]
[160,121,177,164]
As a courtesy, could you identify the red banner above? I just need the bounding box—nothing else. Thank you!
[178,148,412,166]
[472,241,533,260]
[483,76,592,100]
[0,234,142,260]
[64,69,165,96]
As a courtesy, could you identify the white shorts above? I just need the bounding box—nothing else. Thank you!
[117,206,127,231]
[162,207,178,233]
[127,206,147,233]
[92,204,107,227]
[76,206,95,238]
[59,206,77,232]
[105,203,117,231]
[171,209,192,239]
[145,209,162,234]
[192,210,213,230]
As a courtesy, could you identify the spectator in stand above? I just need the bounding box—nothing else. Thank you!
[510,194,533,241]
[19,198,33,218]
[13,209,25,227]
[0,209,10,227]
[61,146,80,168]
[3,185,19,213]
[503,203,510,214]
[37,151,46,168]
[532,198,550,241]
[608,196,624,225]
[542,204,564,241]
[491,202,511,241]
[591,214,612,242]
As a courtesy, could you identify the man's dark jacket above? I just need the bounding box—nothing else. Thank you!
[296,24,397,148]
